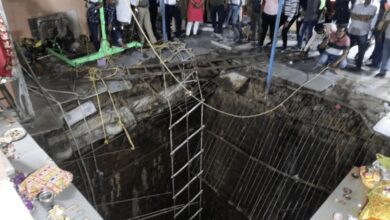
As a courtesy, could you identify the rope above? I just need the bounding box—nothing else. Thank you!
[89,68,109,144]
[121,1,330,119]
[96,70,136,150]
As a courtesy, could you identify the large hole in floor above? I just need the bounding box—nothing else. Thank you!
[38,78,388,220]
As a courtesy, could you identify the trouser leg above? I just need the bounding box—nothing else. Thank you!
[231,5,241,41]
[268,14,276,44]
[318,52,329,65]
[137,8,147,43]
[165,5,174,40]
[259,13,270,46]
[88,21,100,51]
[186,22,193,36]
[149,5,159,38]
[173,6,182,37]
[298,21,309,47]
[193,22,199,35]
[281,15,296,48]
[371,31,384,66]
[306,20,317,45]
[380,38,390,73]
[356,35,368,68]
[216,5,225,33]
[224,4,232,25]
[142,8,157,43]
[211,5,217,31]
[296,19,303,47]
[250,12,260,40]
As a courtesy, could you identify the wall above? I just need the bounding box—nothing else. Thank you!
[2,0,88,39]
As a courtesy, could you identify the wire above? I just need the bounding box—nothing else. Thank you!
[95,192,172,206]
[122,2,330,119]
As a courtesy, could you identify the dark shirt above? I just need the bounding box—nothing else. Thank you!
[253,0,261,13]
[300,0,307,11]
[149,0,158,8]
[334,0,356,24]
[209,0,224,6]
[87,3,100,24]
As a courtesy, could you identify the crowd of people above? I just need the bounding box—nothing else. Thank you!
[85,0,390,77]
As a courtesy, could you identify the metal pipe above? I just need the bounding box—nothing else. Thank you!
[160,0,168,41]
[265,0,285,96]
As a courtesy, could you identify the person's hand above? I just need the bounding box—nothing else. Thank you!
[284,21,290,28]
[300,50,308,58]
[330,62,338,69]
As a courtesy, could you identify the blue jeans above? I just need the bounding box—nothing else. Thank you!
[230,4,242,41]
[380,38,390,73]
[318,52,348,69]
[224,4,232,25]
[349,34,368,68]
[111,26,123,47]
[297,20,317,48]
[371,31,385,67]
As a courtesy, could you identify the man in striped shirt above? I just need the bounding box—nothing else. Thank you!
[281,0,300,49]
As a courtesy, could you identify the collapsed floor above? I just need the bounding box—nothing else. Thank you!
[21,40,390,219]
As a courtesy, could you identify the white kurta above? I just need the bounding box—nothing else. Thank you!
[116,0,132,24]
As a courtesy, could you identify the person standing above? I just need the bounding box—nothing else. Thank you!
[367,0,390,68]
[132,0,158,44]
[324,0,336,23]
[281,0,300,49]
[186,0,204,36]
[210,0,225,34]
[333,0,356,25]
[164,0,182,40]
[259,0,278,46]
[149,0,160,39]
[87,0,102,51]
[230,0,245,43]
[297,0,320,49]
[348,0,377,71]
[105,0,127,47]
[250,0,262,41]
[375,7,390,78]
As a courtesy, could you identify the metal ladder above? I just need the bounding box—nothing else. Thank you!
[169,69,204,220]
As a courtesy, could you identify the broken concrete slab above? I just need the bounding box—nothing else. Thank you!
[116,50,156,67]
[220,72,248,91]
[65,101,97,127]
[373,113,390,138]
[260,63,337,92]
[234,43,255,51]
[77,80,133,100]
[211,40,232,50]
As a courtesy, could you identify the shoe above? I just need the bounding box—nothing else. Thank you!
[350,67,362,72]
[375,72,386,78]
[215,33,223,39]
[366,63,379,69]
[291,45,302,51]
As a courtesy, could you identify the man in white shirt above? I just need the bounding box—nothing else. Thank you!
[302,22,337,54]
[348,0,377,71]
